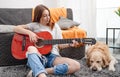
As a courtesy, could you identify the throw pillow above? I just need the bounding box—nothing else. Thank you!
[0,25,15,33]
[57,16,80,29]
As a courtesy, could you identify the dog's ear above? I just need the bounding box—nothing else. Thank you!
[86,45,95,67]
[102,55,109,68]
[86,57,91,67]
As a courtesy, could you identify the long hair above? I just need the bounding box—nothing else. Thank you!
[33,4,54,29]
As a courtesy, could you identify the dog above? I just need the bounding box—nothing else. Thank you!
[85,42,118,71]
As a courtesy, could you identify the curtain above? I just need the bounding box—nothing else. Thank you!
[56,0,96,37]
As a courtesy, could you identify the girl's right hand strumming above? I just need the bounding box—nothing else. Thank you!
[28,31,39,43]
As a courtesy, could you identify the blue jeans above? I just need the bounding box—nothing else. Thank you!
[27,53,68,77]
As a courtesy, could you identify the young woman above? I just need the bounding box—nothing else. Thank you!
[14,4,80,77]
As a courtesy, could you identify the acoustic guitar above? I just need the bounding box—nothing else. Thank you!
[11,31,96,60]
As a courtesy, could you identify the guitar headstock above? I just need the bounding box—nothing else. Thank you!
[82,38,96,45]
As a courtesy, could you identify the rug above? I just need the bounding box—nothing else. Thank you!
[0,58,120,77]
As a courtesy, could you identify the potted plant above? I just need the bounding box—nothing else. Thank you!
[115,7,120,17]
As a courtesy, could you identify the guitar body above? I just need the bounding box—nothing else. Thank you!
[11,31,52,60]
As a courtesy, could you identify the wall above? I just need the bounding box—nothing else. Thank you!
[96,0,120,38]
[0,0,42,8]
[79,0,96,38]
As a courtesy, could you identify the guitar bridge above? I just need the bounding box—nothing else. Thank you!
[22,36,26,51]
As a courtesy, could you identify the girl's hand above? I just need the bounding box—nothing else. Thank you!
[58,40,79,49]
[28,32,39,43]
[69,40,79,47]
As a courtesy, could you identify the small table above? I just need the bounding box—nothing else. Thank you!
[106,28,120,49]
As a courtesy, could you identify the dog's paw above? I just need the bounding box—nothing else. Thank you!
[109,67,115,71]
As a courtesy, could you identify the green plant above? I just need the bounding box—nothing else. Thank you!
[115,7,120,17]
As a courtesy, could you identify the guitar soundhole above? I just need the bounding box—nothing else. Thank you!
[35,39,44,47]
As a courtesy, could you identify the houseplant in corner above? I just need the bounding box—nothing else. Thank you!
[115,7,120,17]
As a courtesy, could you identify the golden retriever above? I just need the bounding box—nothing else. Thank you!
[85,42,118,71]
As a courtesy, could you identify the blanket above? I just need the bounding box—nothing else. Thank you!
[62,26,86,39]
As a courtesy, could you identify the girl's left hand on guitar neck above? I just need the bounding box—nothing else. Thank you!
[58,40,79,49]
[69,40,79,47]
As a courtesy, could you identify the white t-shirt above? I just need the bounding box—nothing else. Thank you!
[26,22,63,55]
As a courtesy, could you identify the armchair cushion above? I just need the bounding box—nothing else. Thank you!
[57,17,80,29]
[0,25,15,33]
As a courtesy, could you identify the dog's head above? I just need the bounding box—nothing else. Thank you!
[86,42,110,71]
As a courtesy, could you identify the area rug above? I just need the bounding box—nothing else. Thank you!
[0,58,120,77]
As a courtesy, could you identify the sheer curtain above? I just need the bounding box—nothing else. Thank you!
[79,0,96,37]
[96,0,120,38]
[56,0,96,37]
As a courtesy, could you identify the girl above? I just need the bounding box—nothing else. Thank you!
[14,4,80,77]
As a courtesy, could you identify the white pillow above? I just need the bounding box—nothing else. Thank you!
[57,17,80,30]
[0,25,15,33]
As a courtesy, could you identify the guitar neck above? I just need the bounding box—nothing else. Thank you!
[44,38,79,44]
[43,38,96,45]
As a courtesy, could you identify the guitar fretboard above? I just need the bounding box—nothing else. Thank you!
[37,38,96,46]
